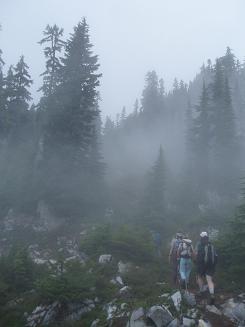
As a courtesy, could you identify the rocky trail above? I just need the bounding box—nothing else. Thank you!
[0,212,245,326]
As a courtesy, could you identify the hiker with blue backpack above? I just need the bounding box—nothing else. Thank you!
[195,232,218,305]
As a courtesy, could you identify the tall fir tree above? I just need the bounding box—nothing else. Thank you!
[211,59,238,196]
[41,19,104,216]
[38,24,65,96]
[142,146,166,219]
[192,82,212,198]
[141,71,162,119]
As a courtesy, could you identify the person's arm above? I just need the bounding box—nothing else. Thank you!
[168,239,175,262]
[191,244,196,260]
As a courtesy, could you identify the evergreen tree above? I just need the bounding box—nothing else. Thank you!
[104,116,115,135]
[38,24,65,96]
[0,57,36,213]
[211,59,238,195]
[6,56,33,143]
[218,183,245,287]
[141,71,161,118]
[0,49,6,138]
[133,99,139,116]
[142,146,166,218]
[42,19,103,216]
[221,46,236,75]
[192,82,212,197]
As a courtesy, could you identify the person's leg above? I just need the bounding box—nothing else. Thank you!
[179,258,185,280]
[179,258,188,289]
[185,258,192,284]
[196,273,204,291]
[206,274,214,295]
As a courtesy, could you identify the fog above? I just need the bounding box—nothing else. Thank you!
[1,0,245,119]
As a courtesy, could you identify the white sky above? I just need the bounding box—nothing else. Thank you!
[1,0,245,119]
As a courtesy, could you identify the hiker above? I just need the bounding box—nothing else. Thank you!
[177,238,194,290]
[195,231,218,305]
[169,232,183,285]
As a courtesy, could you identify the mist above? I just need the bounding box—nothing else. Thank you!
[1,2,245,326]
[2,0,245,118]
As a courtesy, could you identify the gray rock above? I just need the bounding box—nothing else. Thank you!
[129,307,147,327]
[146,305,174,327]
[168,318,180,326]
[206,305,222,316]
[159,293,170,298]
[183,291,196,307]
[66,302,95,321]
[198,319,212,327]
[116,276,124,285]
[187,308,199,319]
[90,319,100,327]
[99,254,112,264]
[221,298,237,319]
[182,317,195,326]
[232,303,245,323]
[118,261,131,274]
[26,301,60,327]
[106,303,118,320]
[119,286,131,295]
[171,291,182,311]
[131,307,145,321]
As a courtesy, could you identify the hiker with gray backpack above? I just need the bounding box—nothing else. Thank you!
[177,238,195,290]
[169,232,184,285]
[195,232,218,305]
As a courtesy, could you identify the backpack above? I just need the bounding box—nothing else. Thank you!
[179,241,193,258]
[197,242,217,266]
[204,243,218,266]
[171,238,182,259]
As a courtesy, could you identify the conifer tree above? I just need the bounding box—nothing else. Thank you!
[141,71,161,118]
[38,24,65,96]
[42,19,103,216]
[211,59,238,195]
[192,82,212,197]
[143,146,166,218]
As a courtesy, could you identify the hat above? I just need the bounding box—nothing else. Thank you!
[200,231,208,238]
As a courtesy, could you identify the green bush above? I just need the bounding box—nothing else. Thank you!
[36,261,96,303]
[80,224,156,264]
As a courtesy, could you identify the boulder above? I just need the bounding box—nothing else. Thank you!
[182,317,195,326]
[99,254,112,264]
[232,302,245,324]
[119,286,131,296]
[206,305,222,316]
[198,319,212,327]
[128,307,147,327]
[26,301,60,327]
[168,318,179,326]
[183,291,196,307]
[116,276,124,285]
[118,261,131,274]
[90,319,100,327]
[221,298,237,319]
[186,308,199,319]
[171,291,182,311]
[105,302,118,320]
[65,301,95,321]
[146,305,174,327]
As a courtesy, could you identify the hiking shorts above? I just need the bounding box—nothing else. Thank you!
[197,264,215,277]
